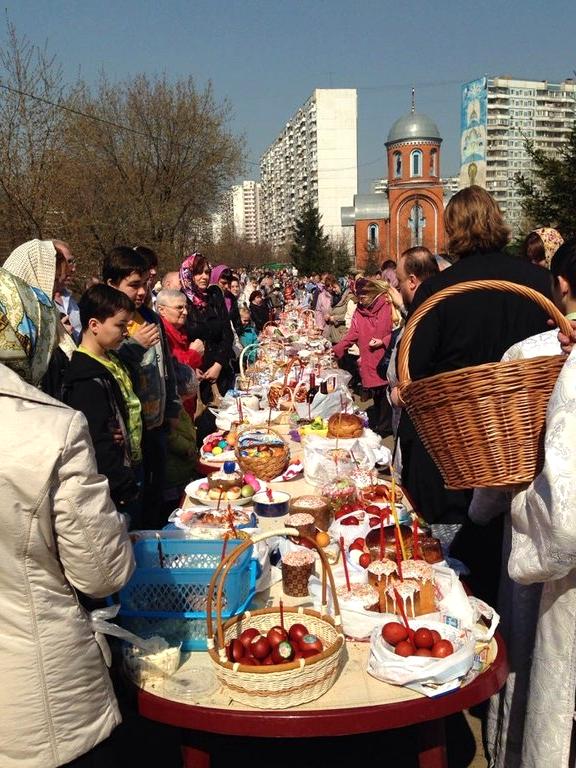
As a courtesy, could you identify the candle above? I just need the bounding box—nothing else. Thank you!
[339,536,351,591]
[220,533,228,563]
[393,586,412,638]
[389,467,407,561]
[279,599,284,630]
[266,485,274,503]
[395,528,404,580]
[226,503,237,537]
[413,517,420,560]
[237,396,244,422]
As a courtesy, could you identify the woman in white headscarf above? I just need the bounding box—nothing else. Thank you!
[3,238,76,398]
[0,268,134,768]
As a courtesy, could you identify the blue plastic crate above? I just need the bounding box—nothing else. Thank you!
[112,536,258,651]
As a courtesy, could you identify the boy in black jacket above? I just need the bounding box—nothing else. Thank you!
[63,284,143,526]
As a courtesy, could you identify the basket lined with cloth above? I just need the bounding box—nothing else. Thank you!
[397,279,572,489]
[206,528,346,709]
[235,425,290,482]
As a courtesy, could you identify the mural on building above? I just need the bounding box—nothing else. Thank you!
[460,77,487,188]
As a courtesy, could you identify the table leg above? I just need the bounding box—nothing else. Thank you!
[182,745,210,768]
[417,718,448,768]
[181,731,211,768]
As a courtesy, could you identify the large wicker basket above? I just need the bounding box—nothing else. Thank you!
[206,528,345,709]
[234,425,290,482]
[397,279,572,489]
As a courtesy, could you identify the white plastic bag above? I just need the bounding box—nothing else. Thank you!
[302,433,391,486]
[294,388,354,420]
[367,619,476,696]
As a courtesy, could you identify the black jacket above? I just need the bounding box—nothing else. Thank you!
[63,351,139,506]
[250,300,270,332]
[185,285,235,400]
[398,250,553,525]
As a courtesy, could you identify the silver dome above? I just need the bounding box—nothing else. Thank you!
[386,112,441,145]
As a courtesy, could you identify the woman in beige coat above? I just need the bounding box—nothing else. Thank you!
[0,268,135,767]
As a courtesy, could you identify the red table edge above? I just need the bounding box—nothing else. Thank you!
[138,631,508,737]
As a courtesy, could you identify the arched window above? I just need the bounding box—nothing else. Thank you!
[393,151,402,179]
[368,223,379,248]
[430,149,437,176]
[408,203,426,246]
[411,149,423,177]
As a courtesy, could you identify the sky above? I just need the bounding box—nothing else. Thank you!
[3,0,575,192]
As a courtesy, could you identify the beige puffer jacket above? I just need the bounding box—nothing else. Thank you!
[0,364,135,768]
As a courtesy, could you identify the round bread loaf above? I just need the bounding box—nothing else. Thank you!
[327,413,363,439]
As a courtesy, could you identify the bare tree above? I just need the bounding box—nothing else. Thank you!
[0,22,72,253]
[57,74,245,270]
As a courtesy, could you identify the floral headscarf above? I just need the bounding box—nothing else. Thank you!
[0,268,57,384]
[179,252,209,309]
[533,228,564,269]
[3,238,76,359]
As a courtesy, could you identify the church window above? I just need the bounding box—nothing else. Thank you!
[393,152,402,178]
[408,203,426,246]
[368,223,379,248]
[430,149,437,176]
[411,149,422,177]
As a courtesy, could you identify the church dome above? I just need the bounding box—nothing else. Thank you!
[386,112,441,145]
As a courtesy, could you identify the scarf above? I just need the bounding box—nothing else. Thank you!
[0,268,57,384]
[211,264,232,312]
[180,252,208,309]
[3,238,76,359]
[533,227,564,269]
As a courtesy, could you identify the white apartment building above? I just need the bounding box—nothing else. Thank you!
[231,180,262,244]
[460,76,576,234]
[260,89,357,249]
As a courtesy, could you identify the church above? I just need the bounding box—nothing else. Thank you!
[341,105,447,268]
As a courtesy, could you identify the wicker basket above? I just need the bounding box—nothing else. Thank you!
[235,425,290,482]
[206,528,345,709]
[397,279,572,489]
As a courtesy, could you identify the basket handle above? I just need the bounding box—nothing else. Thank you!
[205,528,342,655]
[239,343,259,379]
[397,279,572,387]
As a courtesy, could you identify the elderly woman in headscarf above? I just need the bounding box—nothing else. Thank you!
[179,254,235,438]
[333,277,394,436]
[0,268,134,768]
[521,227,564,269]
[2,238,77,399]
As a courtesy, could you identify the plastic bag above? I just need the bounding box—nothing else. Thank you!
[367,619,476,696]
[294,387,353,420]
[302,433,391,486]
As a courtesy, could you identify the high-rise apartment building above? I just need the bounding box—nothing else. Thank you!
[460,76,576,233]
[231,180,262,244]
[260,89,357,249]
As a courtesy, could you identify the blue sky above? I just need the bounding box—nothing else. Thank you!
[4,0,574,191]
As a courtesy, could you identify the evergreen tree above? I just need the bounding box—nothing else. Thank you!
[516,125,576,239]
[290,201,332,274]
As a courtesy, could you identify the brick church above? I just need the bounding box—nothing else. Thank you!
[342,105,447,268]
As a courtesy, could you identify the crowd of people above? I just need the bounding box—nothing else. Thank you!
[2,184,576,767]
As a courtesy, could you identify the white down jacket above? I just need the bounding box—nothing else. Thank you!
[0,364,135,768]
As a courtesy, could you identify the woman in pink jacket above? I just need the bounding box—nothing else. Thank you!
[314,274,341,330]
[333,278,394,436]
